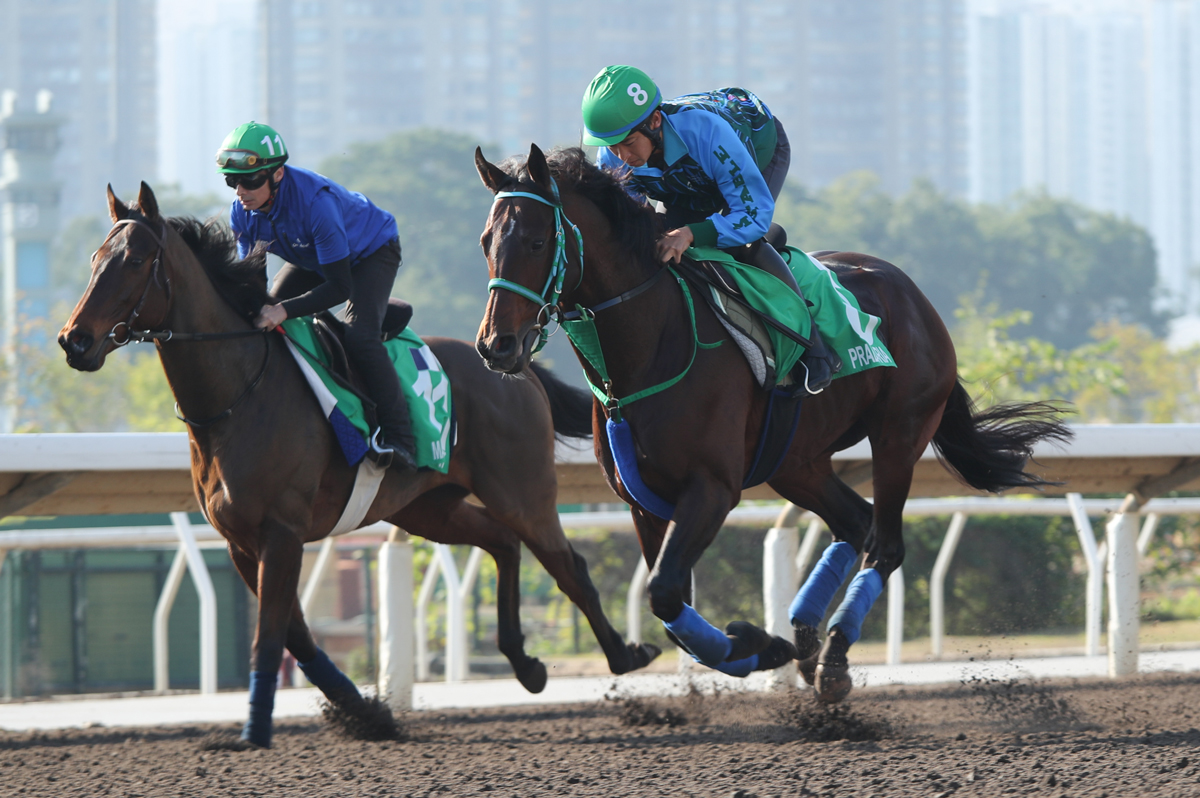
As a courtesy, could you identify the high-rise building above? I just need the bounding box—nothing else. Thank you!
[257,0,964,199]
[1,91,64,434]
[969,2,1148,227]
[791,0,969,196]
[158,1,257,198]
[0,0,157,221]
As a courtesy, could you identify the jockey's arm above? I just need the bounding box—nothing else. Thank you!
[277,257,352,319]
[678,113,774,249]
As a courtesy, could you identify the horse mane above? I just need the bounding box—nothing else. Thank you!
[498,147,660,263]
[166,216,270,321]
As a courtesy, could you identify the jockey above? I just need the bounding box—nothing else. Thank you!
[582,65,841,394]
[216,121,417,471]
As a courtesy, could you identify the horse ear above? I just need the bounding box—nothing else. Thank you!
[137,181,160,221]
[107,184,130,222]
[475,146,507,194]
[527,143,553,193]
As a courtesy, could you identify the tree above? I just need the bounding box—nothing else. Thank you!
[318,129,495,341]
[774,175,1168,348]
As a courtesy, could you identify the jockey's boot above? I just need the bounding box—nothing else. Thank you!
[353,336,418,472]
[746,237,842,395]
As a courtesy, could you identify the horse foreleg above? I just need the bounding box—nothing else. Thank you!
[232,527,306,748]
[648,481,793,676]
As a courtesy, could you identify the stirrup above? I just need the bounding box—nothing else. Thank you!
[798,360,833,395]
[368,428,395,469]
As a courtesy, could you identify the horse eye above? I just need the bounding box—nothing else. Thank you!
[531,239,546,251]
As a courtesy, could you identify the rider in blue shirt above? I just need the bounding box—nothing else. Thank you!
[216,121,417,470]
[582,66,840,393]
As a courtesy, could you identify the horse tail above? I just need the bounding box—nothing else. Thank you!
[528,362,594,440]
[931,379,1073,493]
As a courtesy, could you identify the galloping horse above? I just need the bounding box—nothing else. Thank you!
[474,145,1070,702]
[58,183,659,747]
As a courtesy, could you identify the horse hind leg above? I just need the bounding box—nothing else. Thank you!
[767,460,873,684]
[391,486,548,693]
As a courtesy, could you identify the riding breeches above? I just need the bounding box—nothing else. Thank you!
[270,237,415,446]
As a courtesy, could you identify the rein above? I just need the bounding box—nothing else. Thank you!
[487,180,718,424]
[96,215,271,427]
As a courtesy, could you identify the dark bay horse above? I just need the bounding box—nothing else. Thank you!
[474,145,1070,702]
[58,182,658,747]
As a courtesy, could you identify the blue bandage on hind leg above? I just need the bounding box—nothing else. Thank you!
[788,541,858,628]
[297,648,359,701]
[241,670,278,747]
[827,568,884,644]
[662,603,732,668]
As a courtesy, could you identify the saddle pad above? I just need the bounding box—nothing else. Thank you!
[280,318,454,472]
[685,245,896,382]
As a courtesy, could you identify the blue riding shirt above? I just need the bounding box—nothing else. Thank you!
[229,165,398,275]
[597,88,778,249]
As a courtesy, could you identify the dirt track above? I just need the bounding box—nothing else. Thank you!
[2,672,1200,797]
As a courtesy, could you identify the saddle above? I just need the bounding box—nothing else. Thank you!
[676,224,807,391]
[308,298,414,427]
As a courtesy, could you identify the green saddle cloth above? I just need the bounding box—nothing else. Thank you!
[280,318,454,472]
[685,245,896,383]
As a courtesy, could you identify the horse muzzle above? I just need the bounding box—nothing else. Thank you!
[475,327,539,374]
[58,326,106,371]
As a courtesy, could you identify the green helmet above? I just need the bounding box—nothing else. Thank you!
[215,121,289,174]
[581,65,662,147]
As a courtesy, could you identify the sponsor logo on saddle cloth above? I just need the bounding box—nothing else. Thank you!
[278,317,454,472]
[793,251,896,376]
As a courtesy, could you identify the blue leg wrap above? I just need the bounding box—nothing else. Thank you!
[297,648,359,700]
[827,568,884,644]
[241,670,277,748]
[662,603,732,668]
[713,654,759,678]
[788,541,858,628]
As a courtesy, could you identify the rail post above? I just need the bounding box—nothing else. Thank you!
[886,566,904,665]
[762,503,801,690]
[377,526,414,710]
[434,544,467,682]
[152,547,188,693]
[1107,494,1141,676]
[169,512,218,694]
[626,557,649,645]
[930,512,967,659]
[1066,493,1104,657]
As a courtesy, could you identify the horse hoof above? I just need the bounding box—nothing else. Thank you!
[754,635,799,671]
[633,642,662,670]
[813,663,853,704]
[792,622,821,661]
[724,620,773,662]
[797,654,818,686]
[515,658,548,694]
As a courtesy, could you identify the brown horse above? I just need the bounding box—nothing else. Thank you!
[58,182,659,747]
[474,145,1070,701]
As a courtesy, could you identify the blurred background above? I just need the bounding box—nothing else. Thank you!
[3,0,1200,695]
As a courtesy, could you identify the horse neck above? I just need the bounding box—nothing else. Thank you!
[567,196,686,388]
[154,235,271,423]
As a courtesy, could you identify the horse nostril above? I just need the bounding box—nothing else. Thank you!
[491,335,516,359]
[62,330,93,357]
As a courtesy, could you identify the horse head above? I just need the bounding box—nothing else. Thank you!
[59,183,172,371]
[474,143,577,374]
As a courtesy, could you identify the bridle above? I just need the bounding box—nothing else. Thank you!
[93,215,271,427]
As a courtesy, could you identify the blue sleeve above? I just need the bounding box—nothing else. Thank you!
[229,203,253,260]
[597,148,648,204]
[675,112,774,248]
[309,189,351,265]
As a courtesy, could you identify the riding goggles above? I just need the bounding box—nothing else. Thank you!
[216,148,266,171]
[224,170,271,190]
